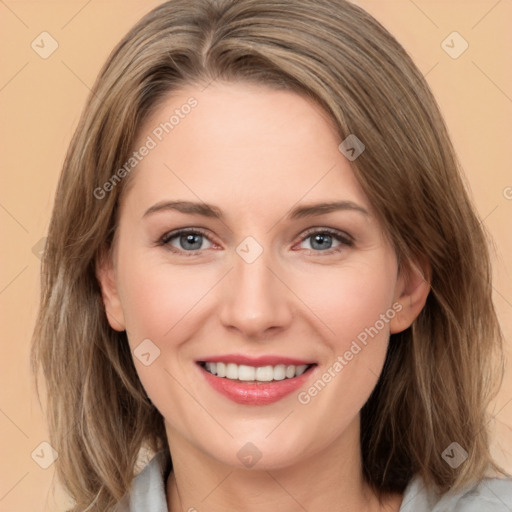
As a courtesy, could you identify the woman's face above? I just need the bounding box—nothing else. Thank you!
[99,81,424,469]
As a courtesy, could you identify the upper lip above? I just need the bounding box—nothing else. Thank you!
[197,354,316,367]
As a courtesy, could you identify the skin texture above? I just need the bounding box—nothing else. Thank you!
[97,81,430,512]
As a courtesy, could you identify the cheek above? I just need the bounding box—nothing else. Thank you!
[293,267,396,436]
[297,260,397,350]
[115,254,214,421]
[118,255,213,341]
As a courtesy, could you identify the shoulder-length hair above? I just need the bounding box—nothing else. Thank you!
[31,0,509,510]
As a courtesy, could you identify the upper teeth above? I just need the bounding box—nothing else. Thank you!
[203,362,310,381]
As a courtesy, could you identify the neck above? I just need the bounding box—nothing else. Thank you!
[165,416,403,512]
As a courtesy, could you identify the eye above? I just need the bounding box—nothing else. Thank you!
[159,228,214,255]
[158,227,354,256]
[296,228,354,255]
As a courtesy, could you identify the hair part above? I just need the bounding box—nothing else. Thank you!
[31,0,509,510]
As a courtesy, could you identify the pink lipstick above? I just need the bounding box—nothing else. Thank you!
[196,354,317,405]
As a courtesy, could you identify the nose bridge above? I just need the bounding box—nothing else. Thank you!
[235,239,275,298]
[218,235,292,337]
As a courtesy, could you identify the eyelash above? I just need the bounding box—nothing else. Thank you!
[158,227,354,257]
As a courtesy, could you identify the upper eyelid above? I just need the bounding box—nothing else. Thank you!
[161,227,214,244]
[301,226,353,241]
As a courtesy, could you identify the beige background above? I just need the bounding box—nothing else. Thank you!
[0,1,511,510]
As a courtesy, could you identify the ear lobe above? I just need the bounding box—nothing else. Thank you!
[390,257,431,334]
[96,248,126,332]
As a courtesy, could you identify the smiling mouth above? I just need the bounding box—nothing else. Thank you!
[198,361,316,383]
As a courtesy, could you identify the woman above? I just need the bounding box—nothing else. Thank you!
[31,0,512,511]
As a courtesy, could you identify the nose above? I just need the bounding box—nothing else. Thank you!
[218,246,294,340]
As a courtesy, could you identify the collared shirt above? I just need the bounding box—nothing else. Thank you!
[116,450,512,511]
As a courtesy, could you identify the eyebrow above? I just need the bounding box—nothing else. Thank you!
[142,199,369,220]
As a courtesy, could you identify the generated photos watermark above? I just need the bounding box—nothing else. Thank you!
[297,301,403,405]
[93,97,198,200]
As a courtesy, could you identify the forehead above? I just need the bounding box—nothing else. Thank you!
[120,81,372,220]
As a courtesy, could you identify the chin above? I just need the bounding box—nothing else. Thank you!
[204,430,316,471]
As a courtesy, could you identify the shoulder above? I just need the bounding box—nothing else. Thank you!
[399,473,512,512]
[115,449,171,512]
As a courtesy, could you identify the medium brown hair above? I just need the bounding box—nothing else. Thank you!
[31,0,509,510]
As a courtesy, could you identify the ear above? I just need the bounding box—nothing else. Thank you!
[389,256,431,334]
[96,247,126,332]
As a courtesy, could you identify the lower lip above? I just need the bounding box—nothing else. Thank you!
[198,363,316,405]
